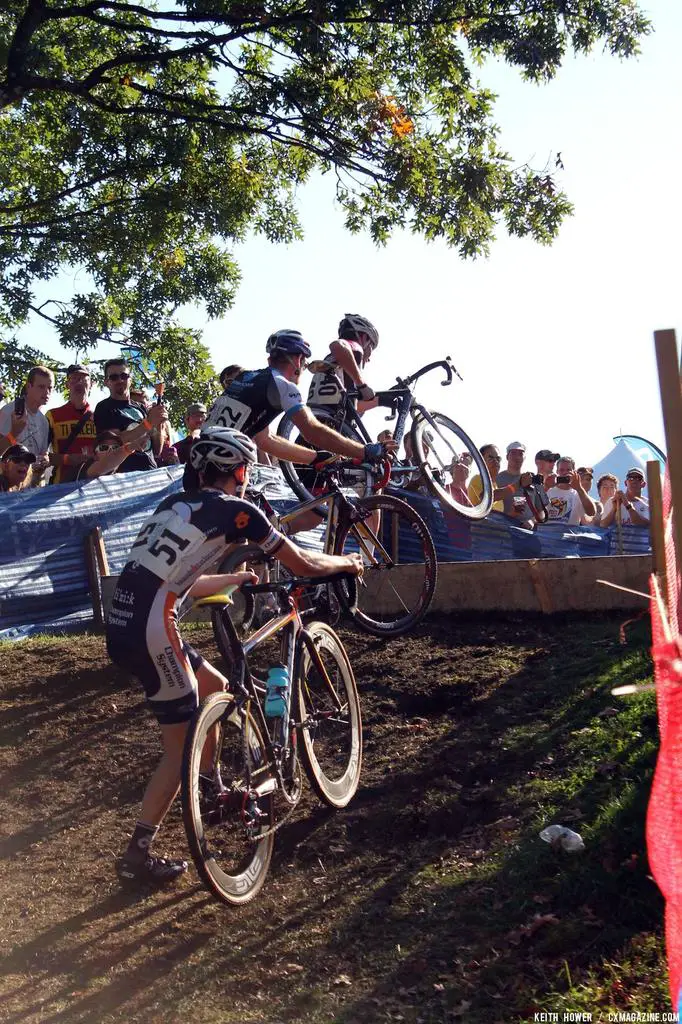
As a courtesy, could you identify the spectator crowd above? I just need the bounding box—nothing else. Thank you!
[0,363,652,540]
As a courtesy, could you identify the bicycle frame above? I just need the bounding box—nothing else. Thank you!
[249,477,399,570]
[210,579,352,799]
[313,357,459,480]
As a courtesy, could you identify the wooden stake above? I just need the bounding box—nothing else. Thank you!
[647,460,667,601]
[654,329,682,573]
[84,529,104,629]
[91,525,110,577]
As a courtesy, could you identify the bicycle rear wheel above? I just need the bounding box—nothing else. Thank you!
[182,692,275,906]
[276,406,370,502]
[296,622,362,808]
[333,494,437,637]
[410,412,492,519]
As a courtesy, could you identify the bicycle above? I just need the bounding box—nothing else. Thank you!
[181,572,362,906]
[211,458,437,639]
[277,357,493,520]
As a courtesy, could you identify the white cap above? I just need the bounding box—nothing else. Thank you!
[506,441,526,453]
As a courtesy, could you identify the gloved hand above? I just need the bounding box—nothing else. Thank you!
[357,383,375,402]
[310,450,338,472]
[363,443,384,463]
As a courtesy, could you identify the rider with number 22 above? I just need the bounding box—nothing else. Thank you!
[107,427,363,887]
[202,328,395,475]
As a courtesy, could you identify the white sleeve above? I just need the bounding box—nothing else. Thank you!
[273,373,304,413]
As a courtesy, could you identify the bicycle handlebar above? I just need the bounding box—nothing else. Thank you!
[397,357,457,390]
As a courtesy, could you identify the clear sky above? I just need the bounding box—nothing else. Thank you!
[32,0,681,467]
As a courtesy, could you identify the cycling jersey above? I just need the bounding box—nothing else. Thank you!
[106,488,285,724]
[205,367,304,437]
[307,355,356,410]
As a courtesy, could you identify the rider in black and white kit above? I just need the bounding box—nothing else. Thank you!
[109,427,363,887]
[202,329,395,472]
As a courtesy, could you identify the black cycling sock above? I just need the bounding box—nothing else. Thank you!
[125,821,159,863]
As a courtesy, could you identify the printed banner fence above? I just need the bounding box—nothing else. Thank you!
[0,469,650,640]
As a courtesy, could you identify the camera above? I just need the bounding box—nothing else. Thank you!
[14,395,25,417]
[529,473,544,486]
[556,474,571,484]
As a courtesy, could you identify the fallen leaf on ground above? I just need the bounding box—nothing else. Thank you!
[507,913,560,945]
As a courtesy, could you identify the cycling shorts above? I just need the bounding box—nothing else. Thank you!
[108,626,205,726]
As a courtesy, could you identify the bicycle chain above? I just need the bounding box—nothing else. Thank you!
[251,762,303,842]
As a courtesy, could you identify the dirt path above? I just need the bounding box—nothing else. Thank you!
[0,614,662,1024]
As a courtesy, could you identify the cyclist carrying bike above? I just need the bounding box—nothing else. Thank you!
[307,314,381,412]
[109,427,363,887]
[203,329,393,469]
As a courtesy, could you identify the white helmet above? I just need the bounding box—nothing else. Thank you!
[189,427,257,473]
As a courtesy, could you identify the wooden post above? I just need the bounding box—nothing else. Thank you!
[91,525,110,578]
[647,460,667,604]
[654,329,682,573]
[84,529,104,629]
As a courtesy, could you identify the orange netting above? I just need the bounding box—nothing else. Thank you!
[645,468,682,1008]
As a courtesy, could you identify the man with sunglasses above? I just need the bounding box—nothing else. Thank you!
[599,467,649,527]
[74,431,140,480]
[0,444,36,491]
[94,359,168,472]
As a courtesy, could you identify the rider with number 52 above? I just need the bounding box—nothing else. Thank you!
[107,427,364,888]
[201,329,395,477]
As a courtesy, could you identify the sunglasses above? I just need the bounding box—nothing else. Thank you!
[107,372,130,382]
[95,443,121,453]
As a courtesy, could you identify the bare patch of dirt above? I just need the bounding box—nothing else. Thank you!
[0,614,662,1023]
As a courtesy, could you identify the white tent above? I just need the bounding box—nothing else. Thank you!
[588,438,648,497]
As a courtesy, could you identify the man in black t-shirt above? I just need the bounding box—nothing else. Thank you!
[94,359,167,472]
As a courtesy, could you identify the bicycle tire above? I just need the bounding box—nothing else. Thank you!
[276,406,370,503]
[181,692,275,906]
[332,493,437,637]
[410,412,492,520]
[210,545,270,663]
[295,622,362,808]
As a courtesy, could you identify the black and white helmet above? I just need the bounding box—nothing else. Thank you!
[189,427,257,473]
[338,314,379,359]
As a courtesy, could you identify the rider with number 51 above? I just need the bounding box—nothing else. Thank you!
[108,427,364,887]
[199,329,396,484]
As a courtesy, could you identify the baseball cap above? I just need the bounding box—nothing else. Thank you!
[625,467,645,480]
[1,444,36,464]
[535,449,560,462]
[66,363,90,376]
[186,402,207,416]
[506,441,526,453]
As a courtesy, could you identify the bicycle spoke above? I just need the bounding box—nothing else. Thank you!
[333,494,437,637]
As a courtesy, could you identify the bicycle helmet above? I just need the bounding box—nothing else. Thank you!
[338,314,379,358]
[265,329,312,358]
[189,427,258,473]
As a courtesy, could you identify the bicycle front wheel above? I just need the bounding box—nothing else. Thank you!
[333,494,437,637]
[182,692,275,906]
[410,412,492,519]
[296,622,362,808]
